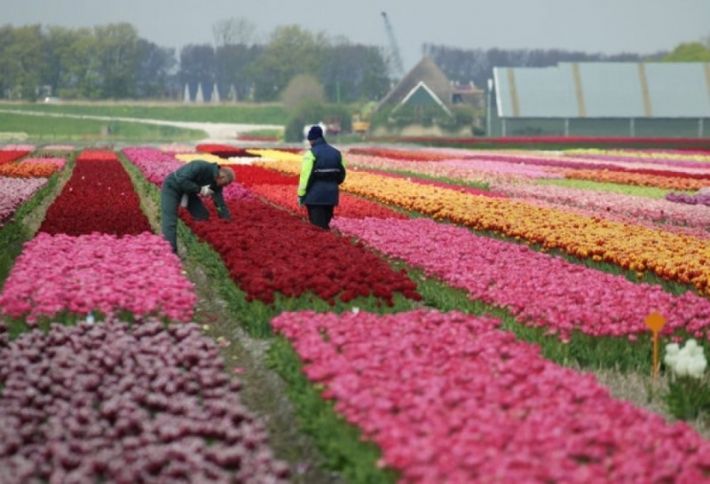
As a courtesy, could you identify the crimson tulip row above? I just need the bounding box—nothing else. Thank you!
[273,309,710,482]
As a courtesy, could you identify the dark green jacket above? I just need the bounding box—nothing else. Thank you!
[166,160,231,218]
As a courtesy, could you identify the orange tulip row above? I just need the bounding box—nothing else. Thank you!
[0,162,59,178]
[260,158,710,295]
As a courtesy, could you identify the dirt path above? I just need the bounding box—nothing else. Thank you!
[0,108,283,142]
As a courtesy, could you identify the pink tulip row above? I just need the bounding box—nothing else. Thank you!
[491,181,710,231]
[0,144,35,151]
[452,151,710,177]
[347,154,559,181]
[123,147,252,201]
[273,309,710,483]
[333,217,710,340]
[566,151,710,170]
[0,232,196,324]
[0,177,47,227]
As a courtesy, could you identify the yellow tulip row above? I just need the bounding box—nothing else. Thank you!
[258,157,710,296]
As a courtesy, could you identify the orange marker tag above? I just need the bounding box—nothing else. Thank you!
[645,312,666,333]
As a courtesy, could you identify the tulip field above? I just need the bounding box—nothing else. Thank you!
[1,141,710,482]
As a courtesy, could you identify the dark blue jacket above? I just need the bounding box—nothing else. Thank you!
[297,139,346,206]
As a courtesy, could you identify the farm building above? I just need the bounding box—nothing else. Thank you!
[373,57,484,136]
[489,62,710,137]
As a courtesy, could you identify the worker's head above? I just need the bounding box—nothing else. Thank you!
[307,125,323,144]
[216,167,235,187]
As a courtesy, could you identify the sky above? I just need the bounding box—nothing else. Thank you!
[3,0,709,70]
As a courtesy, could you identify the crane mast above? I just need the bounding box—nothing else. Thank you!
[381,11,405,78]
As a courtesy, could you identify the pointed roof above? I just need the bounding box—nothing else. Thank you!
[378,56,453,109]
[392,81,453,116]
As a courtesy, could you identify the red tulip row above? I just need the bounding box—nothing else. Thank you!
[0,150,30,165]
[180,198,419,304]
[39,151,151,236]
[196,143,251,158]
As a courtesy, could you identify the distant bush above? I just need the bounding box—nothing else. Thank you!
[284,102,352,142]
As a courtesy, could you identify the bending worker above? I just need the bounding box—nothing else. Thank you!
[161,160,234,253]
[297,125,346,229]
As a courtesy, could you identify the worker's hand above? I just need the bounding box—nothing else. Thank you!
[180,194,188,208]
[200,185,214,197]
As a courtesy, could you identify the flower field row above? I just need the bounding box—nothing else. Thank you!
[566,148,710,165]
[124,147,252,201]
[0,150,30,165]
[196,143,251,158]
[0,160,63,178]
[274,309,710,482]
[0,233,195,324]
[347,154,558,181]
[180,199,419,304]
[258,158,710,295]
[0,177,48,227]
[667,190,710,207]
[39,153,151,236]
[491,181,710,231]
[334,217,710,340]
[566,169,707,191]
[0,320,289,482]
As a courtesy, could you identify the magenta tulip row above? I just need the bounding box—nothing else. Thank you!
[274,309,709,482]
[333,217,710,340]
[0,233,196,323]
[122,147,252,201]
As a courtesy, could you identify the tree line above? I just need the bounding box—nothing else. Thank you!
[0,22,391,103]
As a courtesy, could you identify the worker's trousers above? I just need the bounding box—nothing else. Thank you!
[306,204,334,230]
[160,179,209,253]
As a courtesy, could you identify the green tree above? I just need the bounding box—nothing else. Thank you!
[248,25,325,101]
[94,23,141,98]
[663,42,710,62]
[281,74,325,111]
[0,25,44,99]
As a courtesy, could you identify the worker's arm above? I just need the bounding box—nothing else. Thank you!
[212,187,231,220]
[297,150,316,197]
[173,161,208,194]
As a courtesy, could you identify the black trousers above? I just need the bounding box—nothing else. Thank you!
[306,205,334,230]
[161,182,209,253]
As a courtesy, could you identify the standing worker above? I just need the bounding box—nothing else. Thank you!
[297,125,346,229]
[161,160,234,253]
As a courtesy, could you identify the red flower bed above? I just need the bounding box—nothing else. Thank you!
[349,147,451,162]
[40,157,151,236]
[231,165,299,186]
[76,149,118,162]
[196,144,250,158]
[181,198,419,304]
[249,184,409,219]
[0,150,30,165]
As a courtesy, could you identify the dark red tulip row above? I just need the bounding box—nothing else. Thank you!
[39,151,151,236]
[181,198,420,305]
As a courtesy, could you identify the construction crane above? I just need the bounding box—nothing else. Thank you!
[381,11,405,78]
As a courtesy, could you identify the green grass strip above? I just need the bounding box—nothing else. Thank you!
[536,178,679,199]
[3,103,287,125]
[0,111,205,142]
[267,338,397,483]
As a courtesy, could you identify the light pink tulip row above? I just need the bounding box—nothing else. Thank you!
[0,144,35,151]
[333,217,710,340]
[123,147,252,201]
[274,309,710,483]
[491,181,710,231]
[0,232,196,323]
[0,177,47,227]
[347,154,559,181]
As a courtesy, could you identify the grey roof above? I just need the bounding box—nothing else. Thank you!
[378,57,453,109]
[493,62,710,118]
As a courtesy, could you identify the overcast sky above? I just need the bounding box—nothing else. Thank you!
[3,0,709,69]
